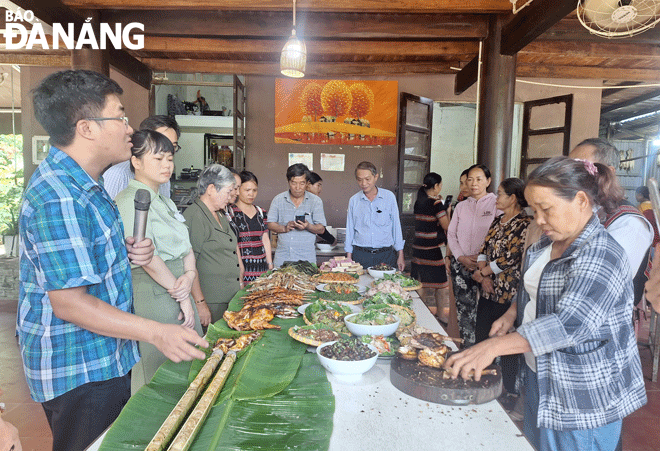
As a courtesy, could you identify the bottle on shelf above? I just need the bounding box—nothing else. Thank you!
[220,145,233,167]
[209,140,219,164]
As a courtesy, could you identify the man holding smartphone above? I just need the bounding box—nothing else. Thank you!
[267,163,327,267]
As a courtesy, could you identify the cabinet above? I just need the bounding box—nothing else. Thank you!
[174,115,233,178]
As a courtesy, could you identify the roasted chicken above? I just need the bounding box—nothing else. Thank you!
[214,331,262,353]
[417,347,448,368]
[223,307,281,331]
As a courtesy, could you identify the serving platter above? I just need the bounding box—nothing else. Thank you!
[316,283,367,294]
[390,355,502,406]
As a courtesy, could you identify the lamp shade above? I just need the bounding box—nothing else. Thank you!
[280,29,306,78]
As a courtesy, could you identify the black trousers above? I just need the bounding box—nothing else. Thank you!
[351,246,397,269]
[475,298,519,394]
[42,373,131,451]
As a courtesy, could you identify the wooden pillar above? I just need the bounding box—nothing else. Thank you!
[477,15,516,189]
[70,10,109,76]
[71,48,109,75]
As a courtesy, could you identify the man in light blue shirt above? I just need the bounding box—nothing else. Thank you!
[268,164,327,267]
[345,161,405,271]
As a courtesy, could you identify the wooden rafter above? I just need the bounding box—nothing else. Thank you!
[142,58,455,76]
[601,89,660,115]
[455,0,576,94]
[62,0,514,13]
[100,10,489,39]
[139,36,479,57]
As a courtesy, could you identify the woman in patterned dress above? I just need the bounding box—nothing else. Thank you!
[232,171,273,282]
[410,172,450,317]
[471,178,530,394]
[472,178,530,343]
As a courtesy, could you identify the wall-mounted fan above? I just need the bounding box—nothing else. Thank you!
[578,0,660,37]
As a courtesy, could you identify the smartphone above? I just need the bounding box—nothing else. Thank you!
[295,214,306,223]
[444,195,453,206]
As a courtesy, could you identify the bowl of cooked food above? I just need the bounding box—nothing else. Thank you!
[367,264,396,279]
[316,243,335,252]
[344,309,400,337]
[316,339,379,380]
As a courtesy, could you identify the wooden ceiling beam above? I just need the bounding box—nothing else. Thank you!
[455,0,575,94]
[541,17,660,45]
[141,36,479,57]
[63,0,513,13]
[102,11,488,39]
[515,63,660,81]
[142,58,455,76]
[601,89,660,115]
[10,0,152,89]
[522,41,660,60]
[0,52,71,67]
[500,0,576,55]
[601,82,644,99]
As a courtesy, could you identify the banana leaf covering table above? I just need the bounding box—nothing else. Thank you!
[87,274,533,451]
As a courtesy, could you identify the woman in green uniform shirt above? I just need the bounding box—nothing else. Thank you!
[184,164,243,324]
[115,130,202,394]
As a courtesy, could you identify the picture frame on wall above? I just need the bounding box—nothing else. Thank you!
[32,135,50,164]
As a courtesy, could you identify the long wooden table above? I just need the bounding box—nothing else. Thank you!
[88,274,533,451]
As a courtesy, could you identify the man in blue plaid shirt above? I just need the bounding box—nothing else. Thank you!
[18,70,208,451]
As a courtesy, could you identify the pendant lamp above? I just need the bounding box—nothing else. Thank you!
[280,0,306,78]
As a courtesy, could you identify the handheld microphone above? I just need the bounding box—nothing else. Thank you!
[133,189,151,242]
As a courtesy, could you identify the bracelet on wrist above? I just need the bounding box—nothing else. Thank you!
[195,298,205,304]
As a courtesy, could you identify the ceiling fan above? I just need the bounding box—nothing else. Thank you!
[578,0,660,37]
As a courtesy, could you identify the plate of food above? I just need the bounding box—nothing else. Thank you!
[367,263,397,279]
[313,272,360,284]
[303,300,356,333]
[362,292,413,309]
[288,324,349,347]
[344,309,400,337]
[372,273,422,291]
[316,283,367,295]
[317,291,364,305]
[297,303,311,315]
[364,303,416,331]
[360,334,400,358]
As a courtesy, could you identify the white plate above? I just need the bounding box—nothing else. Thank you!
[297,303,311,315]
[316,283,367,294]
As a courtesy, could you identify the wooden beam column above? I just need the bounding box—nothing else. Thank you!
[70,10,109,75]
[477,14,516,188]
[71,48,109,75]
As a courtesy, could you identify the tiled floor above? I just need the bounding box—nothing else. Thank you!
[1,294,659,451]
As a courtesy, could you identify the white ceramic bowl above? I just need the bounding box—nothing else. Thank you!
[316,341,378,380]
[343,312,400,337]
[316,243,335,252]
[367,266,396,279]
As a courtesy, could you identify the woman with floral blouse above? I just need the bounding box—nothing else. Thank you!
[471,178,529,395]
[472,177,530,343]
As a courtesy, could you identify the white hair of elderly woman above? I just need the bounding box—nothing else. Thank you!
[197,164,235,195]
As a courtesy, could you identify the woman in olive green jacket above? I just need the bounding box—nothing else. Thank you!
[184,164,243,324]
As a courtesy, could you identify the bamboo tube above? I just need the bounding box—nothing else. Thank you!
[145,349,224,451]
[168,351,237,451]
